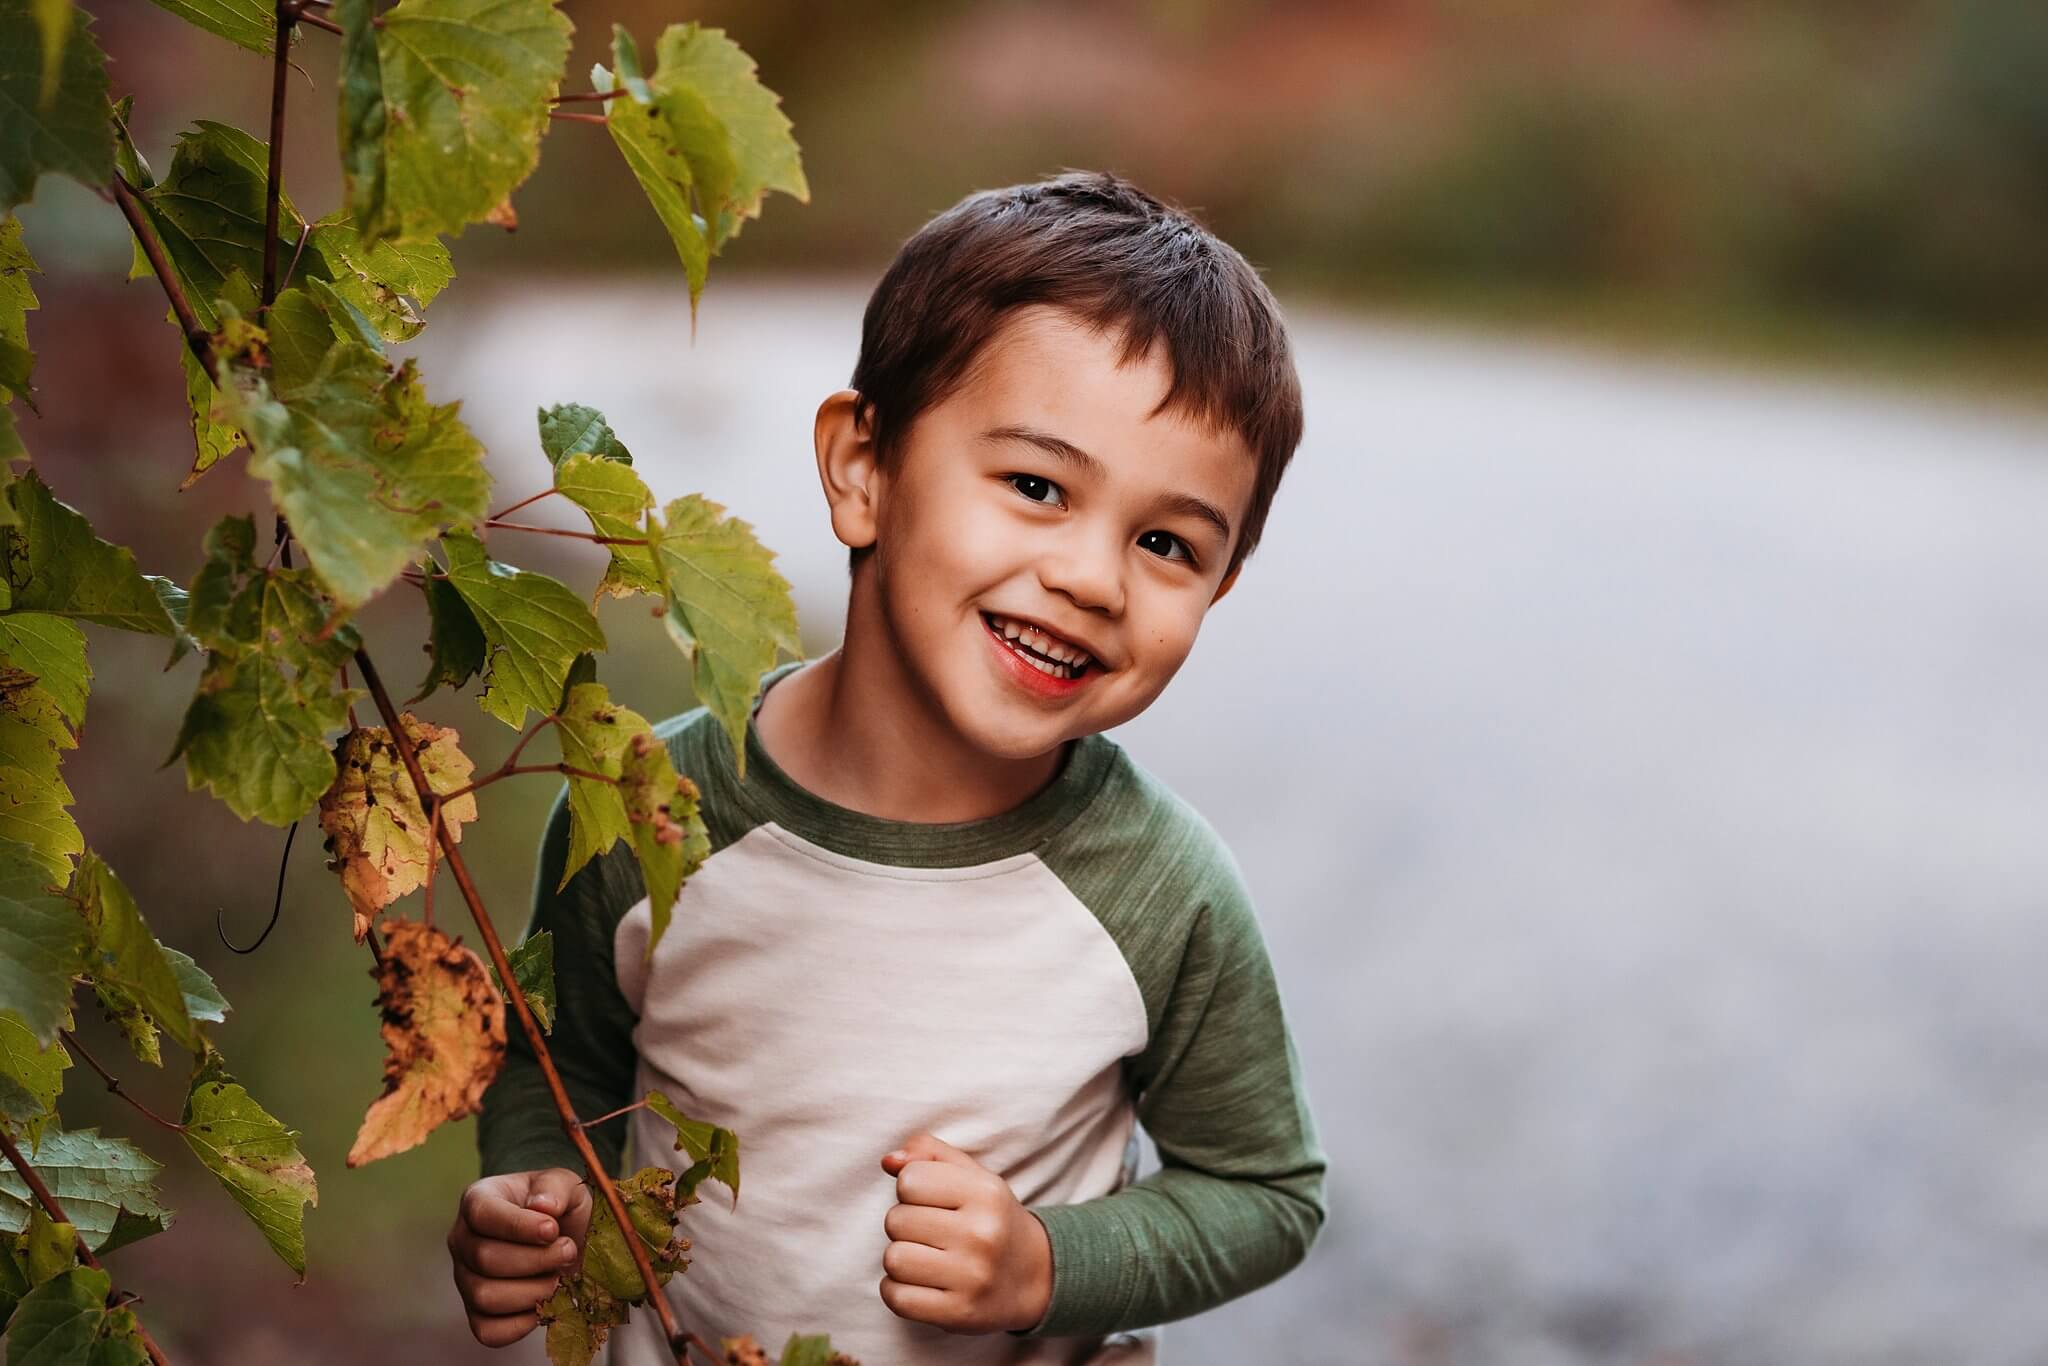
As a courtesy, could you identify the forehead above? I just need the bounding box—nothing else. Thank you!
[951,305,1255,476]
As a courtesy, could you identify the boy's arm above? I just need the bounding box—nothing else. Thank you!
[477,782,643,1179]
[1015,865,1328,1338]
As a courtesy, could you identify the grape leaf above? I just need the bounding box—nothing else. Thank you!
[317,714,479,943]
[352,0,575,245]
[166,514,364,827]
[0,614,86,866]
[107,94,150,190]
[13,1204,74,1287]
[537,1166,688,1366]
[164,945,228,1027]
[174,343,242,491]
[141,0,278,55]
[0,1126,170,1254]
[0,613,84,731]
[0,1006,68,1147]
[69,850,201,1062]
[553,452,658,602]
[210,303,491,611]
[492,929,554,1033]
[3,468,177,635]
[408,566,486,703]
[437,528,604,730]
[347,918,506,1167]
[552,682,642,888]
[0,0,111,213]
[180,1048,316,1277]
[335,0,386,237]
[28,0,69,113]
[646,494,800,776]
[3,1263,108,1362]
[308,212,452,346]
[644,1089,737,1209]
[0,835,85,1047]
[1,215,38,408]
[591,37,707,318]
[619,731,707,962]
[538,403,631,467]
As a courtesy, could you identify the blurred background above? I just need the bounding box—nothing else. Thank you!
[11,0,2048,1361]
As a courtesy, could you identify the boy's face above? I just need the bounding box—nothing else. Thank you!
[825,304,1256,760]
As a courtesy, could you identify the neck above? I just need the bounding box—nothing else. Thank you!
[752,573,1064,824]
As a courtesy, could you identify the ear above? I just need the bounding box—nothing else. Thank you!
[1209,561,1242,606]
[815,388,881,551]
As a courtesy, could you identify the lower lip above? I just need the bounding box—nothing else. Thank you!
[981,614,1099,699]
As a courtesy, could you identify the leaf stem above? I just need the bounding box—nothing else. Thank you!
[109,173,212,372]
[575,1099,649,1130]
[348,647,710,1366]
[0,1126,175,1366]
[551,89,627,104]
[482,518,648,546]
[58,1031,187,1134]
[291,5,344,34]
[487,488,559,521]
[547,110,608,126]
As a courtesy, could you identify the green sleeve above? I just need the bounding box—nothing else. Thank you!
[1017,850,1328,1337]
[475,782,644,1179]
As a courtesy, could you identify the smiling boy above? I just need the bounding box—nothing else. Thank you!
[455,171,1326,1364]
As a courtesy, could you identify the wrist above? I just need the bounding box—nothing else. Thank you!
[1008,1206,1054,1333]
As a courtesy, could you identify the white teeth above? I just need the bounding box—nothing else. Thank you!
[988,613,1093,669]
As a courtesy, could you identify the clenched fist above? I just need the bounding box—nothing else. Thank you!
[447,1167,594,1347]
[878,1133,1053,1334]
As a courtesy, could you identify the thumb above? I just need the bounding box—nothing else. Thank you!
[526,1168,592,1240]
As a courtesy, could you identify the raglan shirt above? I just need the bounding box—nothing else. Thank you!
[477,661,1327,1365]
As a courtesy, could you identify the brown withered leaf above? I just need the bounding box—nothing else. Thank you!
[319,713,479,942]
[346,919,505,1167]
[723,1339,771,1366]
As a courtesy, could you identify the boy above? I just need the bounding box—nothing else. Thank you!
[451,170,1326,1364]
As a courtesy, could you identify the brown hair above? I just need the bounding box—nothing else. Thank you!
[845,170,1303,581]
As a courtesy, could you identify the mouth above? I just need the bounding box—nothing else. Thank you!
[980,611,1099,683]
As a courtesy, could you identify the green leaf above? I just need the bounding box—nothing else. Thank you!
[180,1049,316,1277]
[437,529,604,730]
[0,764,78,888]
[643,1089,737,1209]
[307,212,452,345]
[141,0,278,55]
[494,930,554,1033]
[173,343,241,492]
[572,1165,686,1303]
[2,469,177,635]
[538,402,631,467]
[0,1127,170,1254]
[0,837,84,1047]
[553,452,657,601]
[211,308,491,611]
[779,1336,838,1366]
[29,0,70,113]
[3,1263,107,1362]
[106,95,149,190]
[646,494,800,776]
[13,1205,74,1286]
[0,610,87,732]
[0,216,38,408]
[86,1306,147,1366]
[166,514,364,827]
[357,0,574,244]
[0,1008,67,1147]
[0,0,111,213]
[592,39,707,316]
[162,945,228,1026]
[335,0,386,238]
[642,24,808,253]
[119,122,315,335]
[617,730,707,962]
[407,567,485,704]
[69,851,200,1060]
[552,682,640,888]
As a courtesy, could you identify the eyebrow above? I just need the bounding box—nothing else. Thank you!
[976,423,1235,545]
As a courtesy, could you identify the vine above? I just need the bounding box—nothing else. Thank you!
[0,0,838,1362]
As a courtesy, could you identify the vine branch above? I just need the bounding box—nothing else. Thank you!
[263,0,294,309]
[482,518,647,546]
[58,1031,186,1134]
[349,647,711,1366]
[0,1126,174,1366]
[109,173,211,372]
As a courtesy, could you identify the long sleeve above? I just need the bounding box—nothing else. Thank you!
[1017,855,1328,1338]
[476,781,645,1179]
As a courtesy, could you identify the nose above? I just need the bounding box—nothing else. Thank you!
[1037,525,1125,617]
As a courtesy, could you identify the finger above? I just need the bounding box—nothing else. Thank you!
[462,1185,558,1245]
[459,1234,581,1279]
[467,1309,540,1349]
[457,1266,566,1317]
[895,1159,973,1210]
[879,1276,954,1328]
[883,1201,954,1249]
[525,1166,585,1220]
[893,1132,983,1171]
[881,1239,957,1290]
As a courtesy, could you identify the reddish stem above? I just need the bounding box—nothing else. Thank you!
[548,110,608,125]
[483,519,647,546]
[110,173,211,371]
[551,89,627,104]
[488,488,559,521]
[59,1031,186,1134]
[348,648,706,1365]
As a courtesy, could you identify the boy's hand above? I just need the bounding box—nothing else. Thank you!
[447,1167,594,1347]
[878,1133,1053,1335]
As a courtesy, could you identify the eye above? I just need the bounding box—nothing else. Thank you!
[1137,530,1194,564]
[1004,473,1065,507]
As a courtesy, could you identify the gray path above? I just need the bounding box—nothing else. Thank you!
[421,279,2048,1365]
